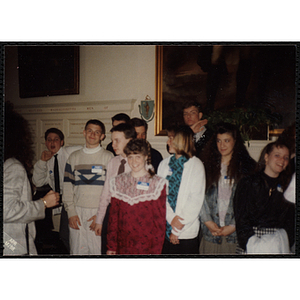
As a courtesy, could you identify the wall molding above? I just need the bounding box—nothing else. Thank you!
[14,99,136,115]
[15,99,137,162]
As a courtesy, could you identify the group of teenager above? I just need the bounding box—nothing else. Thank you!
[3,100,295,256]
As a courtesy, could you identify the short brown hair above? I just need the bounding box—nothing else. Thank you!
[182,101,202,113]
[111,123,137,140]
[85,119,106,134]
[45,128,65,146]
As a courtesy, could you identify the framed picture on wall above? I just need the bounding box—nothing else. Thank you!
[155,44,296,139]
[18,45,79,98]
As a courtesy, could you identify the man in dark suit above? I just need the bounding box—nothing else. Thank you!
[182,101,213,158]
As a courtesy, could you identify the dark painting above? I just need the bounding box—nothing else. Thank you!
[18,46,79,98]
[156,44,296,137]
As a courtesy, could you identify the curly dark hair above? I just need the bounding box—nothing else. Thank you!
[4,101,35,177]
[200,122,257,190]
[124,138,155,178]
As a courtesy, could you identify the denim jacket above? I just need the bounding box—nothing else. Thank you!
[200,183,237,244]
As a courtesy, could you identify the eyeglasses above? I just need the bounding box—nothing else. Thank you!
[46,138,61,143]
[86,129,102,136]
[183,111,198,117]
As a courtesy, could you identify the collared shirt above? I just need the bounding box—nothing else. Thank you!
[95,155,131,224]
[32,145,82,194]
[194,126,207,143]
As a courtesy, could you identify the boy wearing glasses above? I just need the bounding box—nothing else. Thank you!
[63,119,113,255]
[182,101,213,157]
[32,128,82,253]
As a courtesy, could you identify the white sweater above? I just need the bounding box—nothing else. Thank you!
[63,146,113,218]
[157,155,206,239]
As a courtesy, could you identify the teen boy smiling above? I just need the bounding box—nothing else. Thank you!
[63,120,113,255]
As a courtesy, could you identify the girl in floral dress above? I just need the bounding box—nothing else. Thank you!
[107,139,167,255]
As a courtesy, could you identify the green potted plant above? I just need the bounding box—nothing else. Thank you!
[203,106,282,144]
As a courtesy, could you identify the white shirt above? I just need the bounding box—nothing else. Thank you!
[32,145,82,194]
[194,127,207,142]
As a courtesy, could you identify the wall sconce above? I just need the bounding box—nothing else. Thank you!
[139,95,154,122]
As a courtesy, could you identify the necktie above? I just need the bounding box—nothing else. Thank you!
[118,159,126,175]
[54,154,60,193]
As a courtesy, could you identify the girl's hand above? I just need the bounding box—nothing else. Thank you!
[171,215,184,231]
[94,224,102,236]
[218,225,236,236]
[204,221,221,236]
[170,233,180,245]
[107,250,116,255]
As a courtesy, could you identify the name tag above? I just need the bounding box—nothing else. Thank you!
[137,181,149,191]
[92,165,103,174]
[277,184,283,193]
[167,167,173,176]
[224,176,234,185]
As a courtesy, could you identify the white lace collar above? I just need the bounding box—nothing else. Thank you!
[110,173,167,206]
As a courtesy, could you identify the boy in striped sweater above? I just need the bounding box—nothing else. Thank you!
[63,119,113,255]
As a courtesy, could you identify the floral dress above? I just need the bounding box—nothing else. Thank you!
[107,172,167,254]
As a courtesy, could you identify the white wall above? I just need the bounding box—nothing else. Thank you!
[5,45,266,163]
[5,45,170,162]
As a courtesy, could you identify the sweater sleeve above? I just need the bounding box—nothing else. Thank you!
[62,159,77,218]
[151,185,167,254]
[179,159,206,226]
[95,159,113,224]
[4,162,45,224]
[32,159,50,187]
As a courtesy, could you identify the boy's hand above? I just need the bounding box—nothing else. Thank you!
[190,119,208,134]
[69,215,81,230]
[87,215,97,231]
[41,150,53,161]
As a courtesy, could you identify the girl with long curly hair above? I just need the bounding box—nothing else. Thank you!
[199,122,257,254]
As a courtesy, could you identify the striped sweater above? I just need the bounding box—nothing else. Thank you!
[63,145,113,218]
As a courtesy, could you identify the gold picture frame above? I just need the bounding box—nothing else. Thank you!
[154,44,296,138]
[155,45,164,136]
